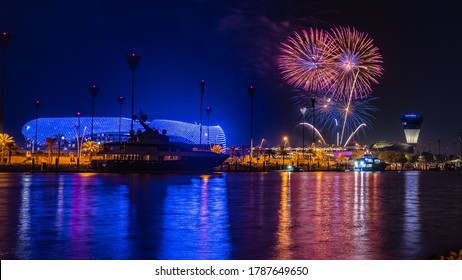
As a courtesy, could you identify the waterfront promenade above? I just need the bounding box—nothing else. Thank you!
[1,153,461,173]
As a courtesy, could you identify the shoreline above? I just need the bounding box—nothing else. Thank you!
[1,164,461,174]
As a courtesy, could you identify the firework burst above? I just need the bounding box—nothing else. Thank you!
[277,28,337,93]
[291,90,379,143]
[328,26,383,100]
[280,26,383,145]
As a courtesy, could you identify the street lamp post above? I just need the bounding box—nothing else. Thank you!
[300,106,307,157]
[248,85,255,170]
[34,100,40,152]
[89,84,99,141]
[200,80,204,146]
[311,97,316,147]
[125,53,141,136]
[282,136,288,171]
[438,139,441,156]
[118,96,125,143]
[205,106,212,147]
[0,32,13,134]
[76,112,81,167]
[459,132,462,160]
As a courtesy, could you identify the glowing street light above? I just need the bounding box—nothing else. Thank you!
[282,136,288,170]
[0,32,13,133]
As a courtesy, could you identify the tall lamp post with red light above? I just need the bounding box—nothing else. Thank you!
[200,80,205,146]
[118,96,125,142]
[89,84,99,141]
[126,53,141,136]
[205,106,212,146]
[459,132,462,160]
[311,97,316,147]
[248,85,255,170]
[76,111,81,167]
[34,100,41,152]
[0,32,13,133]
[282,136,288,170]
[300,106,307,157]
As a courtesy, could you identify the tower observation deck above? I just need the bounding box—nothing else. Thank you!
[400,114,424,144]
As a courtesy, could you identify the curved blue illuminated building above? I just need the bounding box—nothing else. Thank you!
[22,117,226,149]
[400,114,424,144]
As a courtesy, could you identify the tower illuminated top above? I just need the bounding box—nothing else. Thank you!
[400,114,424,144]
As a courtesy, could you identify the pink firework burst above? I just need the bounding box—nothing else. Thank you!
[277,28,337,93]
[328,26,383,100]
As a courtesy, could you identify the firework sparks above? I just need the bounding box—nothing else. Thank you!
[277,28,337,93]
[280,26,383,145]
[328,26,384,100]
[292,90,379,144]
[328,26,383,144]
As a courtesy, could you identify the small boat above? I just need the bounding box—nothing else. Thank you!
[353,154,388,171]
[91,116,229,173]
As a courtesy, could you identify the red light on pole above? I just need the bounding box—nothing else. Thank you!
[0,31,13,133]
[125,53,141,135]
[248,85,255,170]
[118,96,125,142]
[199,80,205,146]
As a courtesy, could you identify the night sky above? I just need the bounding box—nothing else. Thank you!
[1,0,461,153]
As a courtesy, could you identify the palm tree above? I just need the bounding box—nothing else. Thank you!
[336,153,348,163]
[264,148,275,164]
[0,133,14,164]
[211,144,223,154]
[336,153,348,169]
[44,137,57,164]
[278,144,289,169]
[82,141,100,162]
[54,134,69,165]
[6,141,19,164]
[253,146,262,160]
[226,146,237,160]
[240,145,248,162]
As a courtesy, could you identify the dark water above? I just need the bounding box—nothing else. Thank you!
[0,171,461,260]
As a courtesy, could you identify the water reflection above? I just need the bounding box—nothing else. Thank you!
[159,174,230,259]
[402,171,421,257]
[350,172,383,259]
[17,175,31,259]
[70,182,93,259]
[267,172,385,259]
[0,171,460,260]
[274,172,292,259]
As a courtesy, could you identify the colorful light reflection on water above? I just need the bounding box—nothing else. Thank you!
[0,171,461,260]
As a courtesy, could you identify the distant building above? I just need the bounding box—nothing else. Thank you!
[400,114,424,144]
[22,117,226,150]
[370,141,415,154]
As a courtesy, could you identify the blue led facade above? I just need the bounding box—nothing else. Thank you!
[22,117,226,148]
